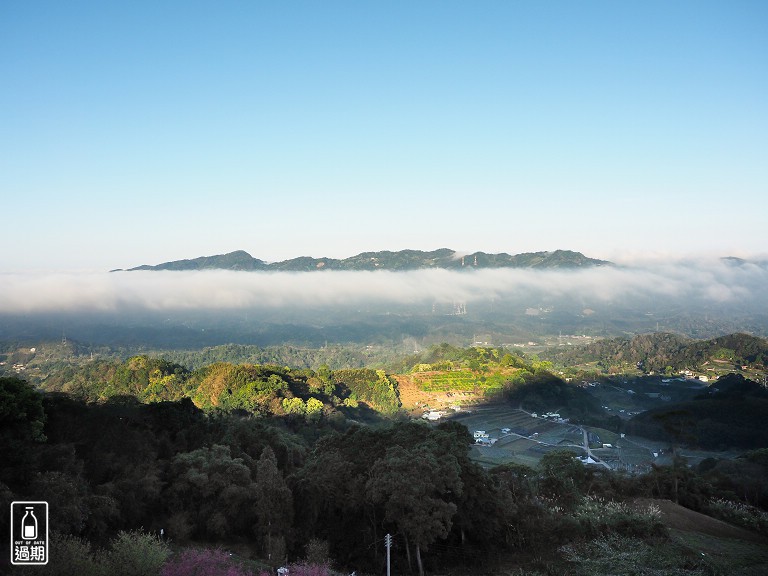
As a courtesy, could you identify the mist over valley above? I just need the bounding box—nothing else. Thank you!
[1,252,766,350]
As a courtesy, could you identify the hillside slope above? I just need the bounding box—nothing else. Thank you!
[543,332,768,374]
[627,374,768,449]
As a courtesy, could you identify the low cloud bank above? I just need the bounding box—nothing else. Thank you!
[0,260,766,314]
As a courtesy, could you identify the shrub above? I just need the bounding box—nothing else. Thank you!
[285,562,333,576]
[560,534,717,576]
[705,498,768,534]
[104,530,170,576]
[303,538,330,566]
[573,495,665,538]
[36,532,104,576]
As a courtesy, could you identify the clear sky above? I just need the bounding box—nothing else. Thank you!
[2,0,766,271]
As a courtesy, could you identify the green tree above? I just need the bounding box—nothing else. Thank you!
[366,444,462,576]
[29,471,89,535]
[166,445,256,539]
[305,397,324,420]
[654,409,695,503]
[0,377,46,442]
[316,364,333,397]
[539,450,588,509]
[282,397,306,415]
[254,446,293,563]
[0,376,47,490]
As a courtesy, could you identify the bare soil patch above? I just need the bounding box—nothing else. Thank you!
[394,373,483,411]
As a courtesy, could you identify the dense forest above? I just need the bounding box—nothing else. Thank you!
[2,344,768,574]
[37,355,401,419]
[542,332,768,374]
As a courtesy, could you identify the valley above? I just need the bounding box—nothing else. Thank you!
[2,331,767,575]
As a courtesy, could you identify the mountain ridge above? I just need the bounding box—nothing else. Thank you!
[116,248,612,272]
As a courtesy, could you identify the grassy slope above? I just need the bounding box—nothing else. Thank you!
[650,499,768,575]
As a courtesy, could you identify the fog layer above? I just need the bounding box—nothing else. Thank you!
[1,260,766,314]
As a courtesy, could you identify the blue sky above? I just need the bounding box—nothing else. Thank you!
[2,0,766,271]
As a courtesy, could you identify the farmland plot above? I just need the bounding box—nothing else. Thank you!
[449,403,586,467]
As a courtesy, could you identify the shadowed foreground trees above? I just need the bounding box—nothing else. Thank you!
[2,375,767,575]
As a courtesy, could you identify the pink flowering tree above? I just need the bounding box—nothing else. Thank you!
[161,548,254,576]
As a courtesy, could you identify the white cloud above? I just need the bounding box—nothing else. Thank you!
[0,259,765,314]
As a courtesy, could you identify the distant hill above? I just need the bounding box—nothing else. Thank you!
[116,248,612,272]
[505,370,605,421]
[627,373,768,449]
[121,250,268,271]
[721,256,768,269]
[542,332,768,374]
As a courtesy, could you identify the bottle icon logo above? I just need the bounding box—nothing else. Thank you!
[10,501,48,565]
[22,507,38,540]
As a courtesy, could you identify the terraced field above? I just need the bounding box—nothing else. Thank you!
[409,368,518,394]
[395,368,521,412]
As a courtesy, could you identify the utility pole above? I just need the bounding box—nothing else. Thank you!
[384,534,391,576]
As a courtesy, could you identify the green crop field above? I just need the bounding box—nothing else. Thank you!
[417,370,476,391]
[414,369,514,395]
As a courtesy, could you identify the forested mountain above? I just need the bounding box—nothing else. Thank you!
[543,332,768,374]
[119,248,611,272]
[627,374,768,449]
[122,250,268,271]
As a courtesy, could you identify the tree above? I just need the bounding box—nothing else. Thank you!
[654,409,695,503]
[366,443,462,576]
[305,397,324,420]
[538,450,588,509]
[0,376,46,443]
[304,537,331,565]
[0,376,47,489]
[282,397,306,416]
[29,471,90,535]
[317,364,334,397]
[254,446,293,563]
[166,445,256,539]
